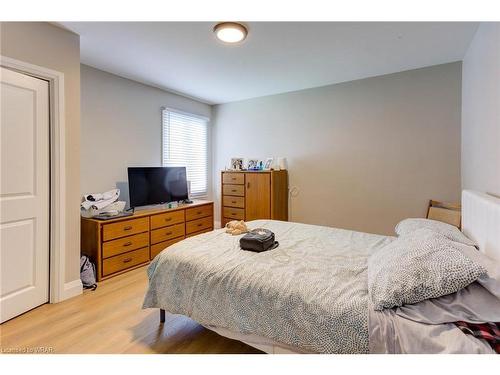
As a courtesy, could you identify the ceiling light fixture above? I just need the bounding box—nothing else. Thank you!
[213,22,248,44]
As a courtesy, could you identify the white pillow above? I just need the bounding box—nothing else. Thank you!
[368,228,486,311]
[452,242,500,280]
[395,218,476,247]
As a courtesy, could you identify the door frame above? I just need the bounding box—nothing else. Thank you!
[1,55,70,303]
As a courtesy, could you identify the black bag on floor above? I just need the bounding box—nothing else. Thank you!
[240,228,279,253]
[80,255,97,290]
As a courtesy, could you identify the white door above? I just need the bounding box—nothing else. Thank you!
[0,67,50,323]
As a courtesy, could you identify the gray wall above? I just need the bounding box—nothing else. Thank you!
[1,22,81,283]
[80,65,212,205]
[213,63,463,235]
[462,23,500,196]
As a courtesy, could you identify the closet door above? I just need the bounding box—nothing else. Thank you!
[245,173,270,221]
[0,67,50,323]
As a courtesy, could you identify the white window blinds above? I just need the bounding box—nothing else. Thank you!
[162,108,208,197]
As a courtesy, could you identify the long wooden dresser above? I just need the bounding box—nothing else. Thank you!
[81,200,213,281]
[221,170,288,227]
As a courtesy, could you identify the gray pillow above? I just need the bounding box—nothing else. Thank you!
[368,228,486,311]
[452,241,500,280]
[395,218,476,247]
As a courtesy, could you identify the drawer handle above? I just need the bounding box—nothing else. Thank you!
[123,241,132,247]
[231,213,236,216]
[124,226,133,231]
[231,189,236,192]
[196,211,202,214]
[123,257,132,263]
[197,223,203,227]
[165,231,172,236]
[232,177,236,180]
[165,217,172,222]
[231,201,236,204]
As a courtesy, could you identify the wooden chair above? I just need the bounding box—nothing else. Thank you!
[426,200,461,228]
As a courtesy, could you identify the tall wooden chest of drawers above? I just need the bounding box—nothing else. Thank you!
[220,170,288,227]
[81,200,213,281]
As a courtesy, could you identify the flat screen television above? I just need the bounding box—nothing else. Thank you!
[128,167,188,209]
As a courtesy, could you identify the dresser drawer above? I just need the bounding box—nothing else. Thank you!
[186,216,213,234]
[102,232,149,259]
[150,237,184,259]
[185,204,212,221]
[223,195,245,208]
[223,184,245,197]
[102,217,149,241]
[150,223,185,245]
[102,247,149,277]
[221,217,232,228]
[223,173,244,185]
[223,207,245,220]
[186,227,213,238]
[150,210,185,230]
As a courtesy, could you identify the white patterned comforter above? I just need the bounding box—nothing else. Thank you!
[142,220,394,353]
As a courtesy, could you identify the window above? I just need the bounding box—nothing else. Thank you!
[162,108,209,197]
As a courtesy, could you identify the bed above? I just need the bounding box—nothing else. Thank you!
[143,190,500,354]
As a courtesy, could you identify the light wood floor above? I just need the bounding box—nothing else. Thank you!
[0,266,262,354]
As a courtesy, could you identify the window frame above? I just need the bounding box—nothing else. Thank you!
[161,107,210,199]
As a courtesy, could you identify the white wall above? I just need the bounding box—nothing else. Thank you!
[462,23,500,196]
[80,65,212,205]
[213,63,463,235]
[1,22,81,283]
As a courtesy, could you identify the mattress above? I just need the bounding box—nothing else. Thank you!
[143,219,394,353]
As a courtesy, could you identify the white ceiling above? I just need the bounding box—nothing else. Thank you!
[60,22,479,104]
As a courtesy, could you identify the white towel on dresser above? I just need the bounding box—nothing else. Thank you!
[81,189,120,210]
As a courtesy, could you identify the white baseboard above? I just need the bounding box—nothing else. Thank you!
[62,279,83,301]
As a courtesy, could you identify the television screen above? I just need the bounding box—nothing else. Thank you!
[127,167,188,208]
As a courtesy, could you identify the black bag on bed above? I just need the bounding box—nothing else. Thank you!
[240,228,279,252]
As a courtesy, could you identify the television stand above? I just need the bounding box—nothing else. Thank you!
[81,199,214,281]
